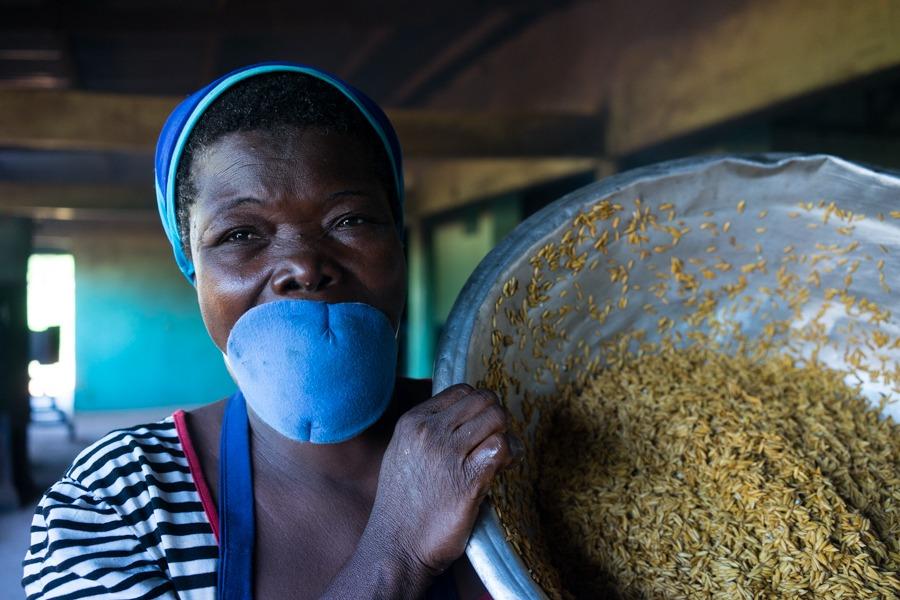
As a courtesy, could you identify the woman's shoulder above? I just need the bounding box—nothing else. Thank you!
[63,414,189,496]
[24,415,218,599]
[33,412,215,557]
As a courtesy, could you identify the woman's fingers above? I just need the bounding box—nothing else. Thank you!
[422,384,505,438]
[463,432,514,495]
[428,384,499,427]
[450,400,508,450]
[414,383,473,415]
[448,388,502,430]
[399,383,513,495]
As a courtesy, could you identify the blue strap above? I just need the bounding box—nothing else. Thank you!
[218,392,255,600]
[216,391,458,599]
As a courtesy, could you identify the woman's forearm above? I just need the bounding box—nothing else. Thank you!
[320,528,433,600]
[323,384,515,599]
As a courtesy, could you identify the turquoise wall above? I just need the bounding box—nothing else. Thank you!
[72,230,235,411]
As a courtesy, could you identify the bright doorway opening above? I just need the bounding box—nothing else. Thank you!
[26,253,76,414]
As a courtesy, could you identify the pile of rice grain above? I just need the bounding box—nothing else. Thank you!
[499,345,900,599]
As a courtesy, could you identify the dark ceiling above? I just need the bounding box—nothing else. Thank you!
[3,0,899,228]
[1,0,574,106]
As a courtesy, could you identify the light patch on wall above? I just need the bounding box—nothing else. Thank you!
[27,253,76,413]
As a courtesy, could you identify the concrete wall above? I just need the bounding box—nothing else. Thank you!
[71,228,234,411]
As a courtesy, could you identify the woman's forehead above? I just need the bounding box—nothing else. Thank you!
[193,128,382,194]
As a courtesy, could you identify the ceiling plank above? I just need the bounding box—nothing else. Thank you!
[388,8,515,106]
[0,159,607,222]
[391,110,604,157]
[606,0,900,156]
[0,90,176,152]
[339,27,393,80]
[0,182,152,214]
[0,89,605,157]
[389,5,556,107]
[405,157,606,218]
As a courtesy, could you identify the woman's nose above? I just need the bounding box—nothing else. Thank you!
[270,244,339,296]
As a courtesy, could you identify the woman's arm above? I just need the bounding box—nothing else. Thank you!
[319,526,431,600]
[322,384,514,599]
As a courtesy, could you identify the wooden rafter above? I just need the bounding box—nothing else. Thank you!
[0,89,605,157]
[405,157,607,218]
[606,0,900,156]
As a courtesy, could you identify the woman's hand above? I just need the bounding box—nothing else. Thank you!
[372,384,516,574]
[322,384,515,599]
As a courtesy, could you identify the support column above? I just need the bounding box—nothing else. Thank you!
[0,217,34,506]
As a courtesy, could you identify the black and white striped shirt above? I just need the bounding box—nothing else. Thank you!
[22,414,219,599]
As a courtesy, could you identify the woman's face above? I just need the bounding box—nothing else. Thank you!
[187,127,407,351]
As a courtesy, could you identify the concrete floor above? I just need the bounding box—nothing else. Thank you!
[0,407,186,600]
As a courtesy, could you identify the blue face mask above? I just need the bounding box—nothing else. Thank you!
[224,300,398,444]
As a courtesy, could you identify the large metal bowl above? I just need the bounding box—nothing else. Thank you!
[432,154,900,599]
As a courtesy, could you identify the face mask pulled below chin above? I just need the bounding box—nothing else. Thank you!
[224,299,398,444]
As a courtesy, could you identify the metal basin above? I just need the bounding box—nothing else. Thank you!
[432,154,900,599]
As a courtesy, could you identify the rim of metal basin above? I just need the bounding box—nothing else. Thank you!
[431,152,900,600]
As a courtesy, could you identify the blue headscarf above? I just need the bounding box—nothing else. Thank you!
[154,62,405,283]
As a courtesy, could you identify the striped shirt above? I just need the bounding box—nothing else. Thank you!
[22,410,494,600]
[22,412,219,599]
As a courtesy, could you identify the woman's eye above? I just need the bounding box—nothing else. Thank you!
[223,229,260,243]
[336,216,368,228]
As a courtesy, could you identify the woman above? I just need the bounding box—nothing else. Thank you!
[23,63,515,599]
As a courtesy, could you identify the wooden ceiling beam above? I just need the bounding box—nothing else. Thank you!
[386,6,552,107]
[0,90,175,153]
[0,89,605,157]
[0,182,156,224]
[404,158,608,218]
[0,182,151,213]
[606,0,900,156]
[338,27,394,81]
[391,110,604,157]
[387,9,513,106]
[0,159,608,222]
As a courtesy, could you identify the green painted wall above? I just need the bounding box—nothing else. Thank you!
[72,230,235,411]
[402,195,522,378]
[404,224,432,379]
[431,211,495,324]
[430,196,521,326]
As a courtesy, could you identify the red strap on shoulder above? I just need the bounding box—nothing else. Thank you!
[174,409,220,542]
